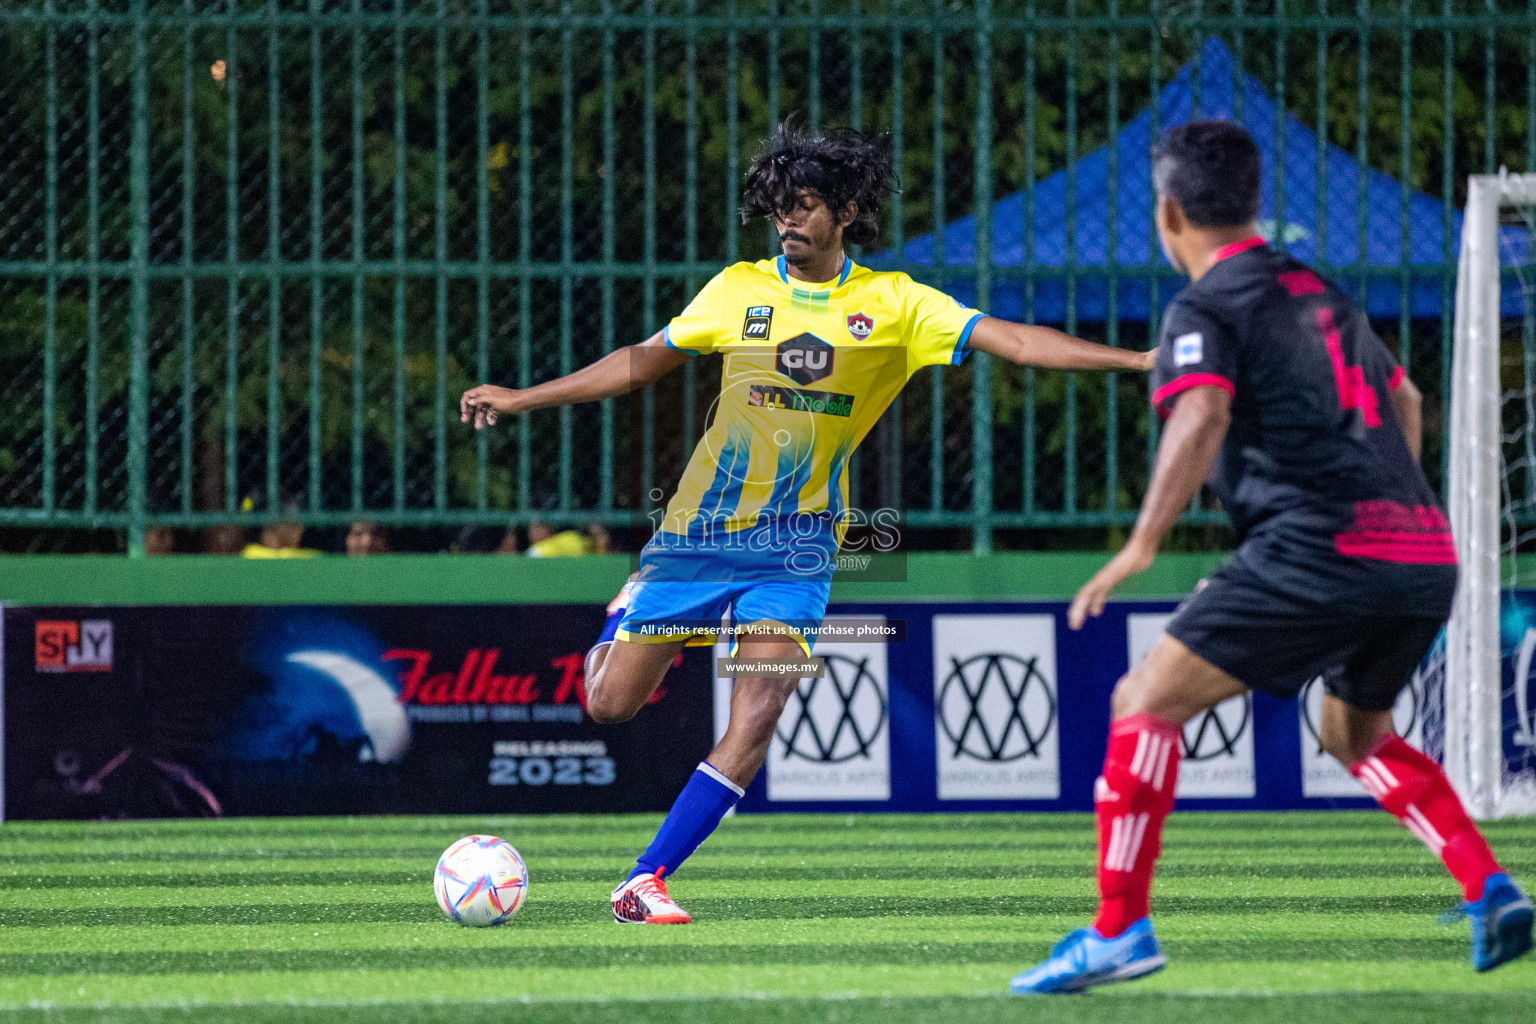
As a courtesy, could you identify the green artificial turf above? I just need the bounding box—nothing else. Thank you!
[0,812,1531,1022]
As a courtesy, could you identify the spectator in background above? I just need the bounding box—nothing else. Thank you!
[588,520,614,554]
[346,520,389,556]
[143,525,176,556]
[202,524,245,555]
[242,504,322,559]
[495,523,521,554]
[453,524,503,553]
[526,519,592,558]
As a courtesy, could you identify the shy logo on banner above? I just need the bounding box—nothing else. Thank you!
[932,615,1059,800]
[34,619,113,673]
[1127,613,1255,798]
[714,624,890,802]
[1299,673,1422,797]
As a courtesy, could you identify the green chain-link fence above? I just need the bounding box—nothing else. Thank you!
[0,0,1532,554]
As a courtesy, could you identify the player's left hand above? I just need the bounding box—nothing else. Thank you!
[460,384,520,429]
[1138,348,1158,372]
[1068,538,1156,630]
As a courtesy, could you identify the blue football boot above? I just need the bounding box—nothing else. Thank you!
[1462,873,1533,972]
[1010,918,1168,995]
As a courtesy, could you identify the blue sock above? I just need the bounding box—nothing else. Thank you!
[595,605,624,646]
[629,762,743,881]
[594,577,637,647]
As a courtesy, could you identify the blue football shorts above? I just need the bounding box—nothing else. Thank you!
[614,578,830,656]
[613,519,835,655]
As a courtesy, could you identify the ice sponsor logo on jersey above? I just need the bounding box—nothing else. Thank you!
[1173,332,1203,367]
[1299,672,1423,797]
[933,615,1060,799]
[742,305,773,340]
[1128,613,1255,797]
[717,623,889,801]
[34,619,113,673]
[846,312,874,339]
[776,332,834,385]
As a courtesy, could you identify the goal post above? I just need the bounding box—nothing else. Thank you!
[1444,171,1536,819]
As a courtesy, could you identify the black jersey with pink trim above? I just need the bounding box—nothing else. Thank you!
[1150,236,1453,566]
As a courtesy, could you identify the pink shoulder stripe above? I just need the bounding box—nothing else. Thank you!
[1152,373,1235,415]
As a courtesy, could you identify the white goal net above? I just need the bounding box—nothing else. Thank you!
[1440,170,1536,819]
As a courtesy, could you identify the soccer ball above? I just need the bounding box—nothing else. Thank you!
[433,834,529,926]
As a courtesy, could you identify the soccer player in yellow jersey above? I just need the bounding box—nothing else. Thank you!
[461,122,1153,924]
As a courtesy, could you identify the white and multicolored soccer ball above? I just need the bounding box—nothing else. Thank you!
[433,835,529,927]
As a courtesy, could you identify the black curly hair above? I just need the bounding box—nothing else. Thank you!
[740,118,897,247]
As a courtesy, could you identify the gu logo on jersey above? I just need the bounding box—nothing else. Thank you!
[35,619,114,672]
[742,305,773,340]
[1173,332,1203,366]
[776,332,834,385]
[846,312,874,339]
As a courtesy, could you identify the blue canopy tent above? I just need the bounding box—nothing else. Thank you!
[868,37,1515,322]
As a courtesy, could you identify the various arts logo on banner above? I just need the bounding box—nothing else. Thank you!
[1299,672,1423,797]
[932,615,1060,800]
[715,620,891,802]
[1127,613,1255,798]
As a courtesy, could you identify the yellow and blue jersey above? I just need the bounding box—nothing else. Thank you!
[658,255,982,538]
[618,255,980,649]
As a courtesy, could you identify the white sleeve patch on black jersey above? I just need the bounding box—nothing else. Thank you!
[1174,332,1204,367]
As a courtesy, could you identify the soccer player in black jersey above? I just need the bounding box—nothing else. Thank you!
[1012,121,1533,995]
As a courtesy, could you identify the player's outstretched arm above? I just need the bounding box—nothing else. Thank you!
[966,317,1157,373]
[460,331,686,430]
[1068,385,1232,630]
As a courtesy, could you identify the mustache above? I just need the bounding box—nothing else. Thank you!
[780,232,809,244]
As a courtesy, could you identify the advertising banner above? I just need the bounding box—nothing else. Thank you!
[1298,671,1426,798]
[16,594,1530,818]
[1127,613,1256,799]
[3,606,711,819]
[756,621,891,802]
[731,598,1466,814]
[932,614,1059,801]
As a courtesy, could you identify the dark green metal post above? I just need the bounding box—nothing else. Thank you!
[127,0,150,554]
[970,0,993,555]
[310,0,325,513]
[434,0,449,513]
[267,0,282,516]
[43,0,58,515]
[350,0,365,514]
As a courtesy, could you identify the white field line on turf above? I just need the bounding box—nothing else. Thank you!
[0,989,1495,1012]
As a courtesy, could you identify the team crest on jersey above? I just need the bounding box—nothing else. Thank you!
[846,312,874,339]
[742,305,773,340]
[777,332,834,385]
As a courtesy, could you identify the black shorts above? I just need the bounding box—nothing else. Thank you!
[1166,549,1455,712]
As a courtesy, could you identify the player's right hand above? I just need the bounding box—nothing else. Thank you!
[1068,538,1156,630]
[460,384,520,429]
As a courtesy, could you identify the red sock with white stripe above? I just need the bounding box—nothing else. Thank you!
[1092,713,1182,938]
[1349,734,1502,902]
